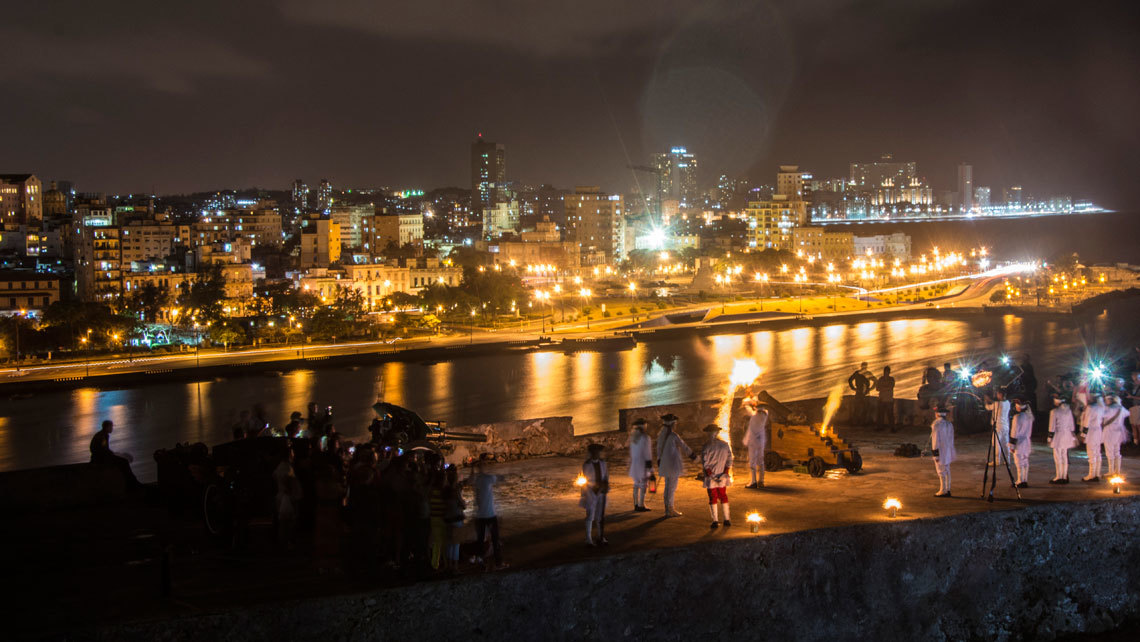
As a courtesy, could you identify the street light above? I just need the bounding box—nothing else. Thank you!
[9,309,28,372]
[469,308,476,344]
[579,288,592,329]
[80,329,92,377]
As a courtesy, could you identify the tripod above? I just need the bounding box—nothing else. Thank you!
[981,419,1022,502]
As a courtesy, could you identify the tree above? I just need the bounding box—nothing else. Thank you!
[179,264,227,321]
[125,283,170,323]
[208,319,245,348]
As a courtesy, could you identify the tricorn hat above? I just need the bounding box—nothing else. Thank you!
[630,417,648,427]
[703,423,722,433]
[935,405,949,414]
[661,413,679,422]
[587,443,606,454]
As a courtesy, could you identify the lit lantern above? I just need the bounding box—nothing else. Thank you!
[746,511,764,533]
[883,497,901,518]
[1110,475,1124,495]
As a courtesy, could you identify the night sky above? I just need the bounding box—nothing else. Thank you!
[3,0,1138,206]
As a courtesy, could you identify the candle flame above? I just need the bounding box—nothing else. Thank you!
[883,498,902,510]
[746,511,764,524]
[575,474,588,487]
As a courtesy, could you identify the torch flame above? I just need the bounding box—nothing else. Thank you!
[575,474,587,487]
[746,511,764,523]
[714,359,763,446]
[820,383,846,437]
[883,497,902,510]
[1110,475,1124,486]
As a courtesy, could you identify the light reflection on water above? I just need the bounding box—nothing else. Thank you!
[4,301,1140,481]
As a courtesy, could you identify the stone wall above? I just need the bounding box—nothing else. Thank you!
[97,496,1140,641]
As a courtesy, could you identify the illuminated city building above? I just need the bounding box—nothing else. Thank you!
[471,136,507,218]
[653,147,699,213]
[316,179,332,213]
[300,216,341,268]
[849,154,917,190]
[957,163,974,212]
[0,174,43,226]
[291,179,309,211]
[563,186,625,264]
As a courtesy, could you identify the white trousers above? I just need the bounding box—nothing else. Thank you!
[934,460,951,494]
[632,483,647,507]
[1051,447,1069,480]
[1085,434,1104,478]
[1011,446,1030,484]
[1104,441,1123,476]
[991,429,1011,464]
[663,476,679,513]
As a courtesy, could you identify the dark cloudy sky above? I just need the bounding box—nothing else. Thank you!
[3,0,1138,206]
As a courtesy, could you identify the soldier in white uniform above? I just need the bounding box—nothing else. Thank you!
[1080,392,1106,482]
[930,406,956,497]
[984,389,1011,467]
[700,424,734,529]
[655,413,696,518]
[1101,393,1129,478]
[579,443,610,546]
[1047,393,1077,484]
[742,397,770,489]
[1008,397,1034,487]
[627,418,654,512]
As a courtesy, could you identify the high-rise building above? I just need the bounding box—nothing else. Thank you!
[1005,185,1023,209]
[483,200,520,239]
[746,196,802,251]
[776,165,806,200]
[300,216,341,268]
[291,179,308,211]
[0,174,43,226]
[471,137,506,217]
[75,225,122,301]
[316,179,332,213]
[653,147,699,213]
[957,164,974,212]
[849,155,917,191]
[330,204,374,250]
[974,186,991,209]
[564,186,625,264]
[362,213,424,255]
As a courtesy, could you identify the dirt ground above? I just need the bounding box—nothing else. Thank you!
[10,421,1138,638]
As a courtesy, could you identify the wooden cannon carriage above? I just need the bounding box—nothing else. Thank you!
[754,391,864,477]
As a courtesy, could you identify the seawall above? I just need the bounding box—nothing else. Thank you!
[92,496,1140,641]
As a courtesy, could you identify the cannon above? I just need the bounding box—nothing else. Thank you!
[368,402,487,456]
[753,390,862,478]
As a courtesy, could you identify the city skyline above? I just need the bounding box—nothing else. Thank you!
[2,1,1138,207]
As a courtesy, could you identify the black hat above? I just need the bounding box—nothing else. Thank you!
[661,413,679,422]
[587,443,606,453]
[703,423,722,433]
[935,405,949,414]
[290,411,303,420]
[631,417,647,427]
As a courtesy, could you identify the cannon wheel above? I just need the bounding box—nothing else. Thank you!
[807,456,826,478]
[764,451,783,472]
[203,483,228,536]
[845,451,863,474]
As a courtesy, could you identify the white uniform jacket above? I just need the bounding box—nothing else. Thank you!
[578,459,609,509]
[1048,405,1077,450]
[1081,402,1105,439]
[700,438,734,489]
[628,432,654,482]
[744,409,769,467]
[931,418,956,465]
[656,429,693,478]
[1101,403,1129,447]
[1009,409,1034,451]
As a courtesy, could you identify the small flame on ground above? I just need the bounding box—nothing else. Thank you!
[883,497,902,510]
[575,474,587,487]
[746,511,764,523]
[714,359,763,446]
[820,383,846,437]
